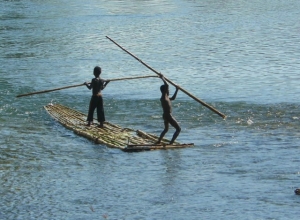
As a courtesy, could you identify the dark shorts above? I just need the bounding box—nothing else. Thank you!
[87,95,105,122]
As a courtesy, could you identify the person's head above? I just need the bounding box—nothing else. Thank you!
[160,84,169,95]
[93,66,101,77]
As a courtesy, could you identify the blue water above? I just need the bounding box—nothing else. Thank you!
[1,0,300,219]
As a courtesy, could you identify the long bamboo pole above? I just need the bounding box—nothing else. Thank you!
[106,36,226,119]
[16,75,157,98]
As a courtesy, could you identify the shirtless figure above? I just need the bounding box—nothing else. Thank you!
[156,74,181,144]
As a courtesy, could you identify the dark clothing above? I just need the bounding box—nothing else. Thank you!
[87,95,105,122]
[90,78,104,95]
[86,77,106,123]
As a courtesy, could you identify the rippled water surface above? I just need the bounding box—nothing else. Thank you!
[1,0,300,219]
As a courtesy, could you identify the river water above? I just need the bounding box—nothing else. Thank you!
[1,0,300,219]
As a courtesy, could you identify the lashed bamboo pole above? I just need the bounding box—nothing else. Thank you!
[44,104,194,151]
[106,36,226,119]
[16,75,157,98]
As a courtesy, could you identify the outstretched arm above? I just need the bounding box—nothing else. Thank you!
[102,80,110,90]
[159,74,168,86]
[170,86,179,100]
[84,81,92,90]
[160,74,178,100]
[159,74,169,94]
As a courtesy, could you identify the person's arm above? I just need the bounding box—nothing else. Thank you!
[84,81,92,90]
[160,74,168,86]
[160,74,170,94]
[102,80,110,90]
[170,86,179,100]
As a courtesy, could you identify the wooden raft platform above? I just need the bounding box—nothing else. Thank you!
[44,104,194,152]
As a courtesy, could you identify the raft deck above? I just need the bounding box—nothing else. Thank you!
[44,103,194,152]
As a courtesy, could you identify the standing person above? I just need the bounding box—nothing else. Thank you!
[156,74,181,145]
[84,66,110,128]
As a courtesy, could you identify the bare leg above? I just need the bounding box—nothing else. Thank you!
[170,129,181,144]
[156,120,169,144]
[169,116,181,144]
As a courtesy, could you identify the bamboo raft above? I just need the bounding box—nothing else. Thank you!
[44,103,194,152]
